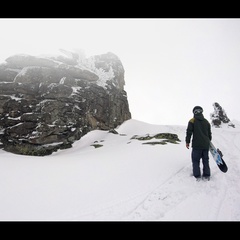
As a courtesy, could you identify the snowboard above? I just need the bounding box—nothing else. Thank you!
[209,142,228,173]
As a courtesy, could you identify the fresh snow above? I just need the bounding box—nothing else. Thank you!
[0,118,240,221]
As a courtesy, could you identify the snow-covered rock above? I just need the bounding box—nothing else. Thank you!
[0,49,131,156]
[210,102,235,128]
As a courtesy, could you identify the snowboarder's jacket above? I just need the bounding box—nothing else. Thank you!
[185,113,212,149]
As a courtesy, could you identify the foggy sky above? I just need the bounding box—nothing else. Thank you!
[1,18,240,126]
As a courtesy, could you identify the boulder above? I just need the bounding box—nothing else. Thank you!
[0,49,131,155]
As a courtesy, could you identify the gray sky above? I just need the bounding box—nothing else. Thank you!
[1,18,240,125]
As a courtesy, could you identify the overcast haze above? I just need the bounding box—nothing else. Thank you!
[1,18,240,126]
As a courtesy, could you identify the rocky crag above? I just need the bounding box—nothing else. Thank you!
[210,102,235,128]
[0,49,131,155]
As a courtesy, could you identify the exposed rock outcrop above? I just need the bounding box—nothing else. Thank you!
[210,102,235,128]
[0,49,131,155]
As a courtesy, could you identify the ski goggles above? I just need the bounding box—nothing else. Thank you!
[193,109,203,114]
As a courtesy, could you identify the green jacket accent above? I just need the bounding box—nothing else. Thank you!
[185,113,212,149]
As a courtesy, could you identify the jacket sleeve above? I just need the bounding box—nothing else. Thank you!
[208,123,212,141]
[185,121,193,144]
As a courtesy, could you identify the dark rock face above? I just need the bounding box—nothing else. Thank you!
[0,50,131,155]
[210,102,235,128]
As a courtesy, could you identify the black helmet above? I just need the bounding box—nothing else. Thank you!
[193,106,203,114]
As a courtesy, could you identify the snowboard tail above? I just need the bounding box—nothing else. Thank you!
[209,142,228,173]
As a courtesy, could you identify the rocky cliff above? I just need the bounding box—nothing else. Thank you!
[0,49,131,155]
[210,102,235,128]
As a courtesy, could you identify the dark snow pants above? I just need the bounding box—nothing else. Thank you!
[191,148,211,178]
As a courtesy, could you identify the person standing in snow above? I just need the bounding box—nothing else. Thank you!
[185,106,212,180]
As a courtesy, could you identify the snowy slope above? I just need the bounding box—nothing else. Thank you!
[0,119,240,221]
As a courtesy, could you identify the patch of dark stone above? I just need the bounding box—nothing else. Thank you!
[91,144,103,148]
[131,133,181,145]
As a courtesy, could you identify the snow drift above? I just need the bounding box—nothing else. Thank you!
[0,119,240,221]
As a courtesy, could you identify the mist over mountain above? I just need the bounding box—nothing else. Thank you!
[0,48,237,157]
